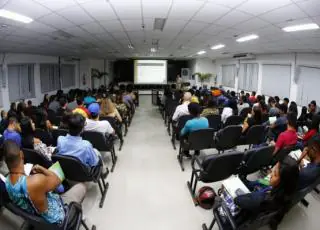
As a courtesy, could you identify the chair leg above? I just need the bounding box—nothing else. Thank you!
[187,171,199,206]
[98,177,109,208]
[202,218,216,230]
[171,132,176,150]
[301,198,309,207]
[110,146,118,172]
[177,145,184,171]
[314,187,320,194]
[81,219,96,230]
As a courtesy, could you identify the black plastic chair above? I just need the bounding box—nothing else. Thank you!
[47,109,57,125]
[206,115,222,132]
[239,107,252,119]
[165,100,179,135]
[224,115,244,127]
[239,145,275,178]
[187,151,244,205]
[22,148,52,169]
[82,131,118,172]
[51,129,68,146]
[177,129,215,171]
[171,115,193,150]
[244,125,266,148]
[34,128,54,146]
[215,126,242,154]
[202,197,280,230]
[272,145,298,166]
[100,116,124,151]
[52,154,109,208]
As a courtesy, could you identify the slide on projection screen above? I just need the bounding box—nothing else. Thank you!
[134,60,167,84]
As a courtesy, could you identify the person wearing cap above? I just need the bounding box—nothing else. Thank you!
[72,96,90,119]
[297,134,320,190]
[180,103,209,157]
[172,92,192,122]
[84,103,114,136]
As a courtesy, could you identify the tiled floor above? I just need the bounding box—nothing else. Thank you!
[1,95,320,230]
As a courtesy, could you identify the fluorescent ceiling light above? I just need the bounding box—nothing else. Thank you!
[128,44,134,49]
[211,44,225,50]
[236,34,259,43]
[150,48,157,52]
[197,50,206,55]
[0,9,33,23]
[282,23,319,32]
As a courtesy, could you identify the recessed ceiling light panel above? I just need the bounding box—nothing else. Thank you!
[282,23,319,32]
[0,9,33,23]
[211,44,225,50]
[197,50,206,55]
[236,34,259,43]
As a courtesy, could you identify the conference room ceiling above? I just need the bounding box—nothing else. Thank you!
[0,0,319,59]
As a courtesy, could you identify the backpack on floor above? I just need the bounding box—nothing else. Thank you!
[197,186,216,210]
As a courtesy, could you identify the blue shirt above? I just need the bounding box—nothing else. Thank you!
[57,134,99,167]
[180,117,209,136]
[298,162,320,190]
[4,129,21,147]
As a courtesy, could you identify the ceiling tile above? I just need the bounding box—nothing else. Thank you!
[80,22,106,34]
[237,0,292,16]
[168,0,204,20]
[183,21,209,34]
[57,5,94,25]
[205,24,226,35]
[4,0,52,19]
[24,21,56,34]
[142,0,172,18]
[259,4,309,24]
[277,17,315,28]
[109,0,141,19]
[121,20,143,32]
[80,1,117,21]
[214,10,253,26]
[296,0,320,17]
[39,13,75,29]
[193,2,231,23]
[34,0,77,11]
[100,20,123,32]
[235,18,270,32]
[163,19,188,32]
[206,0,247,8]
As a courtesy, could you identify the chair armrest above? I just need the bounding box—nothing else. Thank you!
[220,200,238,230]
[61,202,82,230]
[191,156,204,172]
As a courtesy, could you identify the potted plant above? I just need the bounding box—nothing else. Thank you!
[194,72,212,86]
[91,68,108,87]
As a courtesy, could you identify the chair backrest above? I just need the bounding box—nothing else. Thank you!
[238,209,280,230]
[47,109,56,124]
[239,107,252,119]
[51,129,68,146]
[245,125,266,145]
[206,115,221,132]
[81,131,110,151]
[176,115,194,140]
[22,148,52,169]
[216,126,242,151]
[200,151,244,183]
[187,129,215,150]
[224,115,244,127]
[51,155,92,182]
[272,145,298,165]
[240,146,275,176]
[34,128,54,146]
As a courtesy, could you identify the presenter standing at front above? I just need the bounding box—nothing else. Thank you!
[176,74,183,90]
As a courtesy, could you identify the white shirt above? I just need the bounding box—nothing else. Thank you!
[84,119,114,135]
[221,107,233,124]
[172,101,190,121]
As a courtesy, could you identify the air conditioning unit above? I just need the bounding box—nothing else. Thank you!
[233,53,256,60]
[181,68,190,80]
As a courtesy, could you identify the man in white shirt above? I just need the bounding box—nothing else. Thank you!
[85,103,115,136]
[172,92,192,121]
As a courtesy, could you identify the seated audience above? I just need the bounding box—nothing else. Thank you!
[274,96,281,108]
[181,103,209,157]
[242,106,263,134]
[48,95,60,113]
[16,102,27,122]
[268,97,280,117]
[306,100,318,121]
[114,93,128,116]
[3,140,86,224]
[201,99,219,117]
[188,89,199,104]
[289,101,298,118]
[100,97,122,122]
[57,114,101,168]
[298,106,308,125]
[269,104,288,139]
[298,115,320,148]
[283,98,290,107]
[298,134,320,189]
[172,92,192,122]
[273,112,297,155]
[73,96,90,119]
[84,93,96,106]
[238,96,250,115]
[4,117,21,147]
[221,101,235,124]
[60,112,71,130]
[85,103,115,136]
[7,102,17,120]
[66,95,78,111]
[0,110,8,135]
[20,117,53,160]
[248,91,257,104]
[56,97,69,117]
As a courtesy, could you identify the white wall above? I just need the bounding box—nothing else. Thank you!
[0,53,113,110]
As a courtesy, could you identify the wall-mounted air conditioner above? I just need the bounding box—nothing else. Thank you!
[233,53,256,60]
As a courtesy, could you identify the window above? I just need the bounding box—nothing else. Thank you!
[40,64,60,93]
[0,66,3,107]
[296,66,320,106]
[8,64,35,101]
[261,64,291,98]
[221,65,236,88]
[61,64,75,88]
[238,63,259,91]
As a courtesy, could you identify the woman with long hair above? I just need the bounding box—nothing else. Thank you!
[242,106,262,133]
[100,97,122,122]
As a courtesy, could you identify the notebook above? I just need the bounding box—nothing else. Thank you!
[49,162,65,182]
[223,177,250,199]
[24,163,33,176]
[269,116,277,124]
[289,149,310,167]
